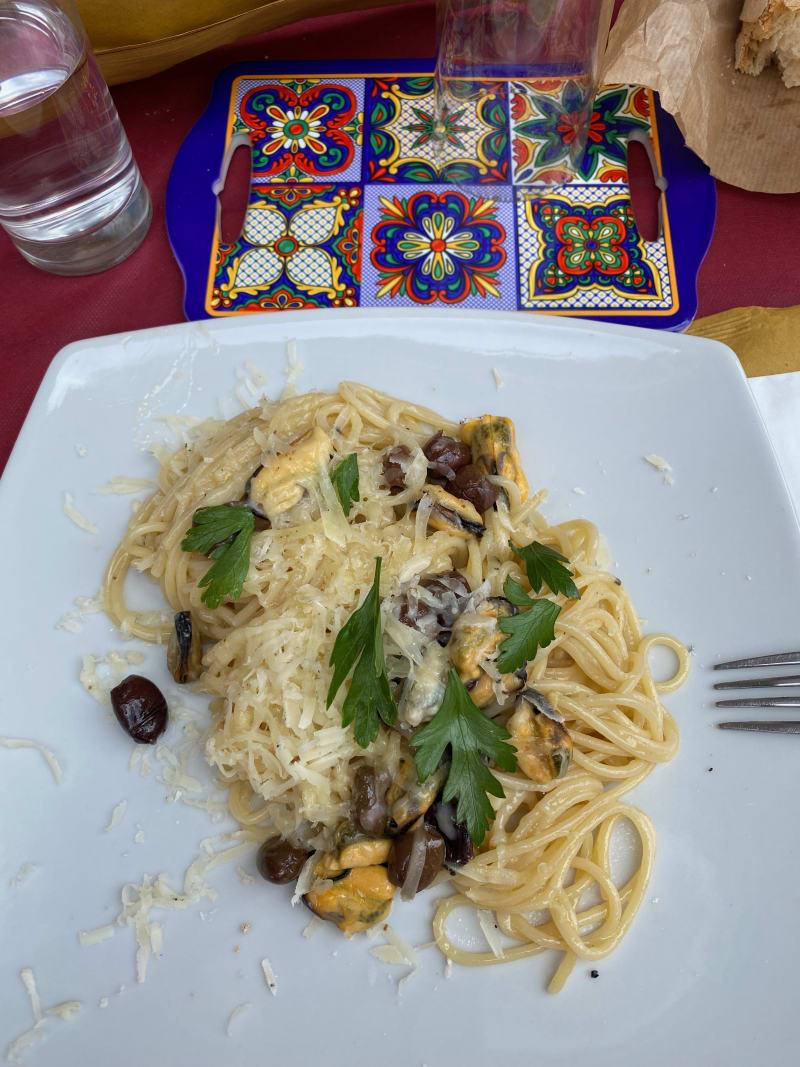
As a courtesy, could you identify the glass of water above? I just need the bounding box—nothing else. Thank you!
[0,0,151,275]
[435,0,607,192]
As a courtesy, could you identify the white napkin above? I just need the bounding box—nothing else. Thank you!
[750,372,800,517]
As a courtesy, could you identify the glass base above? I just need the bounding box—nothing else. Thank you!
[11,174,152,276]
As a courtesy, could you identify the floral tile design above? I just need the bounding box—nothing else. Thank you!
[364,77,509,183]
[210,185,362,313]
[234,77,364,183]
[510,82,651,186]
[361,185,515,308]
[515,184,675,312]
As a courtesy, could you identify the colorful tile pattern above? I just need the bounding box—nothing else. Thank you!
[516,185,674,312]
[210,185,362,313]
[510,82,651,186]
[365,76,509,183]
[361,185,515,308]
[192,72,705,323]
[234,77,364,183]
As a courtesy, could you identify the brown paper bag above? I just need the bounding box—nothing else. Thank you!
[602,0,800,193]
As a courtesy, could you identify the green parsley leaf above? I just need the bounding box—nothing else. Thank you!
[326,557,397,745]
[496,596,560,674]
[511,540,580,600]
[330,453,360,517]
[411,670,517,845]
[181,505,255,610]
[503,574,535,608]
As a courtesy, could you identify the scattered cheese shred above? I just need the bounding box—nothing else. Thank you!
[260,958,278,995]
[444,958,453,979]
[63,492,99,534]
[0,737,62,784]
[93,476,155,495]
[79,924,116,947]
[477,909,506,959]
[45,1002,81,1021]
[643,453,672,472]
[291,851,321,905]
[21,969,41,1022]
[11,862,38,888]
[491,367,505,390]
[226,1003,251,1035]
[301,916,321,939]
[74,443,87,457]
[105,801,127,832]
[236,866,255,887]
[6,968,81,1064]
[572,487,586,496]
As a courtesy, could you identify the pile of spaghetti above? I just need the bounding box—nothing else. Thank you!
[104,381,685,992]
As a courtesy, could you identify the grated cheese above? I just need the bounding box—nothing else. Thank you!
[21,969,41,1022]
[63,492,98,533]
[74,443,87,457]
[444,958,453,979]
[236,865,255,886]
[572,487,586,495]
[302,916,321,939]
[477,909,506,959]
[1,737,62,784]
[98,997,109,1009]
[45,1002,81,1021]
[643,453,671,472]
[260,958,278,995]
[6,968,81,1064]
[492,367,504,389]
[94,476,155,495]
[291,851,321,905]
[11,862,39,889]
[79,924,116,947]
[105,800,127,832]
[226,1003,251,1035]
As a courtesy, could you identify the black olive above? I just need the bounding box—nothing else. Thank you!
[426,802,474,866]
[110,675,168,745]
[352,766,388,836]
[256,839,310,885]
[451,463,499,513]
[421,570,471,627]
[423,431,471,474]
[387,819,445,891]
[383,445,411,492]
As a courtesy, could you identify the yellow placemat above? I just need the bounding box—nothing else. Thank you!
[77,0,415,84]
[687,306,800,378]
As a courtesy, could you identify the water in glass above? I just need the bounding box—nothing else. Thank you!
[0,0,150,274]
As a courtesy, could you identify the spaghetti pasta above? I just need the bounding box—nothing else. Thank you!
[103,381,685,990]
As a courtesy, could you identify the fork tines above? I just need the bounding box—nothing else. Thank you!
[713,650,800,670]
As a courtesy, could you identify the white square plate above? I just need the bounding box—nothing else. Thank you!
[1,310,798,1067]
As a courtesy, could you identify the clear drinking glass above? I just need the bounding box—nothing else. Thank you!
[435,0,606,191]
[0,0,151,275]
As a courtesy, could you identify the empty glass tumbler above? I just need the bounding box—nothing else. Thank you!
[0,0,150,275]
[435,0,607,189]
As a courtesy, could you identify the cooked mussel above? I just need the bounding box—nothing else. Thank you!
[386,758,447,832]
[508,689,572,783]
[398,641,449,728]
[450,597,522,707]
[418,485,486,540]
[314,837,392,879]
[167,610,203,684]
[460,415,528,501]
[246,426,331,519]
[303,866,396,935]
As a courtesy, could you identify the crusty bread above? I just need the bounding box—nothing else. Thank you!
[736,0,800,87]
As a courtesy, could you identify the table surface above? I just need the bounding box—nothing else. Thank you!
[3,0,800,473]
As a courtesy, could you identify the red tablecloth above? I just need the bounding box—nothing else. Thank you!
[3,0,800,472]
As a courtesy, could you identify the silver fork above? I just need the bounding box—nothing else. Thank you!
[713,650,800,732]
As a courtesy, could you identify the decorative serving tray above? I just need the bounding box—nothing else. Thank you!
[167,59,716,330]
